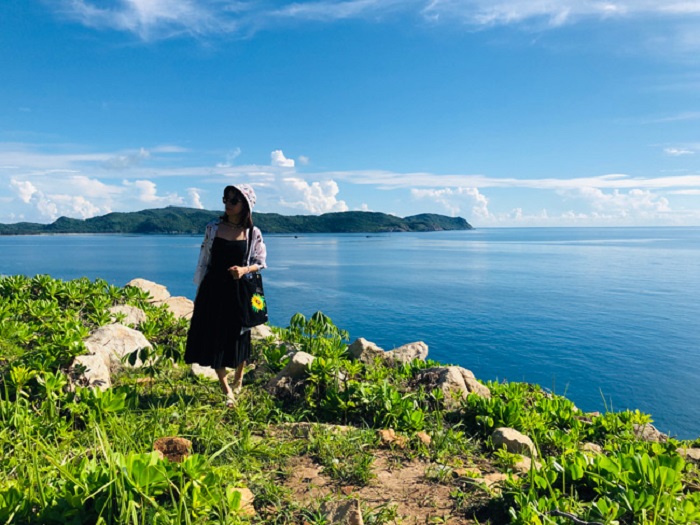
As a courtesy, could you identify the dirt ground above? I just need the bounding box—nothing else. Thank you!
[282,451,499,524]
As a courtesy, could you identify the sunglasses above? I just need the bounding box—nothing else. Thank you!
[222,194,242,205]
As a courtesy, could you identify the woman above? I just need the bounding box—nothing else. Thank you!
[185,184,267,407]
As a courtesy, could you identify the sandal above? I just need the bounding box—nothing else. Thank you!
[225,392,236,408]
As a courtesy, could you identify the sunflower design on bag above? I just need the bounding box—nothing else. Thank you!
[251,293,266,312]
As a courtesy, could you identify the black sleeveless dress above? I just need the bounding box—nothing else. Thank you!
[185,237,251,369]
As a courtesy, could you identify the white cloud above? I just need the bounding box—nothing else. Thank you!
[575,187,671,215]
[123,179,185,205]
[271,150,295,168]
[422,1,700,27]
[60,0,230,40]
[411,186,490,219]
[103,147,150,169]
[298,155,310,166]
[272,0,405,21]
[279,177,348,213]
[50,194,102,219]
[217,147,242,168]
[664,147,695,156]
[52,0,700,42]
[187,187,204,208]
[10,178,38,203]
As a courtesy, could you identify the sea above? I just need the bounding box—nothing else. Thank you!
[1,227,699,440]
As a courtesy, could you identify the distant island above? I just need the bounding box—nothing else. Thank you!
[0,206,473,235]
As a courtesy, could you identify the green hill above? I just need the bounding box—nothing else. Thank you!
[0,207,473,235]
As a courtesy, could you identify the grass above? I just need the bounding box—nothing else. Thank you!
[2,275,700,524]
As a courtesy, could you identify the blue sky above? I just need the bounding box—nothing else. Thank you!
[2,1,700,227]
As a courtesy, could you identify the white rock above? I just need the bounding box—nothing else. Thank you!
[265,351,315,391]
[190,363,219,381]
[384,341,428,364]
[108,305,147,327]
[157,296,194,320]
[251,324,275,340]
[347,337,385,363]
[69,354,112,390]
[84,323,153,369]
[633,423,668,443]
[492,427,537,457]
[677,447,700,463]
[415,366,490,407]
[126,278,171,303]
[513,455,542,474]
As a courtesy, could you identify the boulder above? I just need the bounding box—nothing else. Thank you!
[265,351,315,393]
[83,323,153,369]
[251,324,275,340]
[320,499,363,525]
[157,296,194,320]
[126,278,170,303]
[69,354,112,390]
[190,363,219,381]
[384,341,428,364]
[108,305,147,327]
[677,448,700,463]
[414,366,490,407]
[154,437,192,463]
[347,338,384,363]
[633,423,668,443]
[492,427,537,457]
[513,455,542,474]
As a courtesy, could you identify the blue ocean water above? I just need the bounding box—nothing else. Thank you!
[1,227,699,439]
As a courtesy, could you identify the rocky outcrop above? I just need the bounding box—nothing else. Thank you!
[348,338,385,363]
[492,427,537,457]
[252,324,276,340]
[125,278,193,320]
[384,341,429,364]
[108,304,147,327]
[414,366,490,407]
[69,354,112,390]
[677,448,700,463]
[69,323,153,390]
[126,278,171,302]
[158,296,194,320]
[633,423,668,443]
[84,323,153,369]
[347,338,429,365]
[265,351,315,397]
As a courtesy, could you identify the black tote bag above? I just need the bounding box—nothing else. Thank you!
[238,272,268,327]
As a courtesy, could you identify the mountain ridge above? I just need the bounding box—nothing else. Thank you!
[0,206,473,235]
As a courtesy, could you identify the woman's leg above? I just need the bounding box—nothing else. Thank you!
[231,361,246,393]
[215,367,231,395]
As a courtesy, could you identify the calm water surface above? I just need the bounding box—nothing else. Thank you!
[1,227,699,439]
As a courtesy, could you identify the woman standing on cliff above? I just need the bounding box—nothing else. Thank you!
[185,184,267,407]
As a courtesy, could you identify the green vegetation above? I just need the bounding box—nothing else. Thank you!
[0,208,473,235]
[2,274,700,524]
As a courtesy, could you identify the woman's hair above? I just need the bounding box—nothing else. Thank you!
[221,185,254,230]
